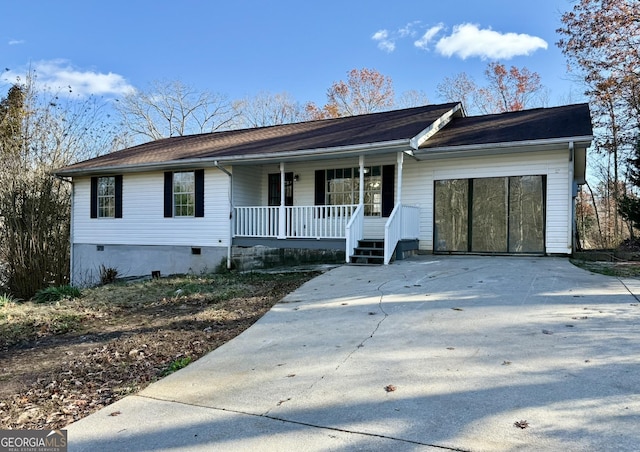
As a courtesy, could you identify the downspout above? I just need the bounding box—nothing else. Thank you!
[55,175,74,285]
[214,161,233,270]
[568,141,575,254]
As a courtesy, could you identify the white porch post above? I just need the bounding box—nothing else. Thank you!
[278,162,286,239]
[359,155,365,206]
[397,151,404,205]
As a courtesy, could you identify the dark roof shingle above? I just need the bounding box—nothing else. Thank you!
[420,103,592,149]
[58,103,459,173]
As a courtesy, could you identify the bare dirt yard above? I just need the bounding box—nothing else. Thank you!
[0,270,318,430]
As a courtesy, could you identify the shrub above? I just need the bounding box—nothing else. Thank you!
[33,285,82,303]
[99,265,119,285]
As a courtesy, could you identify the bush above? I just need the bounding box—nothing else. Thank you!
[619,237,640,251]
[99,265,119,285]
[33,285,82,303]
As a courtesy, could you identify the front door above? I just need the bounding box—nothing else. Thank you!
[268,172,294,206]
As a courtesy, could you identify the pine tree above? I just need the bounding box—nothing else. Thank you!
[618,138,640,235]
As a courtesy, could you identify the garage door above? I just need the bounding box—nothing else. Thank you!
[434,175,546,253]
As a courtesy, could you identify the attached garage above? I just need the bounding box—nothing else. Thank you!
[405,104,592,256]
[434,175,546,254]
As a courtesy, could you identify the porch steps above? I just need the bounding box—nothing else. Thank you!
[350,239,385,265]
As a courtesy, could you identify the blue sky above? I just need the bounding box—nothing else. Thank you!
[1,0,584,109]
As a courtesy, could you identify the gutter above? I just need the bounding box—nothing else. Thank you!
[414,135,593,160]
[54,139,413,177]
[416,135,594,155]
[214,161,233,270]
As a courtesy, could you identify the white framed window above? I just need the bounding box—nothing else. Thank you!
[97,176,116,218]
[325,166,382,216]
[173,171,195,217]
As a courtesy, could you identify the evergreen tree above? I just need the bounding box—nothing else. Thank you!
[618,138,640,234]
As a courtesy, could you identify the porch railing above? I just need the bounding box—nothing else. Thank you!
[234,205,358,239]
[234,206,279,237]
[384,204,420,265]
[345,204,364,263]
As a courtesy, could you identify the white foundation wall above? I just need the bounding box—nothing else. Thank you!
[73,169,231,247]
[402,149,572,254]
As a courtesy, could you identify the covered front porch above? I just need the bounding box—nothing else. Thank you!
[229,153,420,265]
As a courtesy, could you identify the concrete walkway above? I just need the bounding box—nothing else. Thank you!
[66,256,640,451]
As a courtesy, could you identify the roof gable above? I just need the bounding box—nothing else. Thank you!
[419,103,592,150]
[57,103,460,175]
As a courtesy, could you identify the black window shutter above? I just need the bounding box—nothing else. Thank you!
[381,165,395,217]
[164,172,173,218]
[90,177,98,218]
[114,175,123,218]
[314,170,325,205]
[194,169,205,217]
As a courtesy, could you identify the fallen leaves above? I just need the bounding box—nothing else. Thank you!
[0,273,318,430]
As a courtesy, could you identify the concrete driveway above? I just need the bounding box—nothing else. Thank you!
[66,256,640,451]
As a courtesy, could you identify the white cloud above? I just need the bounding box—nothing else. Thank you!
[372,30,388,41]
[434,23,548,60]
[2,60,135,97]
[414,24,445,50]
[372,29,395,52]
[8,39,25,45]
[398,21,421,38]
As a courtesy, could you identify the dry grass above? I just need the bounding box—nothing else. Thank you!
[0,270,319,429]
[571,259,640,278]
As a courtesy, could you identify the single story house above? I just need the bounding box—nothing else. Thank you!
[55,102,593,285]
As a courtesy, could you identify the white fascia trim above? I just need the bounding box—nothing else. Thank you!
[55,139,412,177]
[409,103,463,149]
[415,135,593,156]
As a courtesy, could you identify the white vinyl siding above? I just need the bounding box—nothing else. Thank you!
[233,166,262,206]
[73,149,573,254]
[74,169,230,246]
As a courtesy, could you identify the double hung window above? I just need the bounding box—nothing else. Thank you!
[90,175,122,219]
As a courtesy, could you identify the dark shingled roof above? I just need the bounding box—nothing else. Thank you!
[420,103,592,149]
[57,103,459,173]
[56,102,593,176]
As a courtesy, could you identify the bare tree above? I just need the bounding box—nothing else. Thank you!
[0,71,122,298]
[233,91,305,127]
[395,89,430,109]
[306,68,395,119]
[115,79,238,142]
[437,63,545,115]
[437,72,478,112]
[557,0,640,245]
